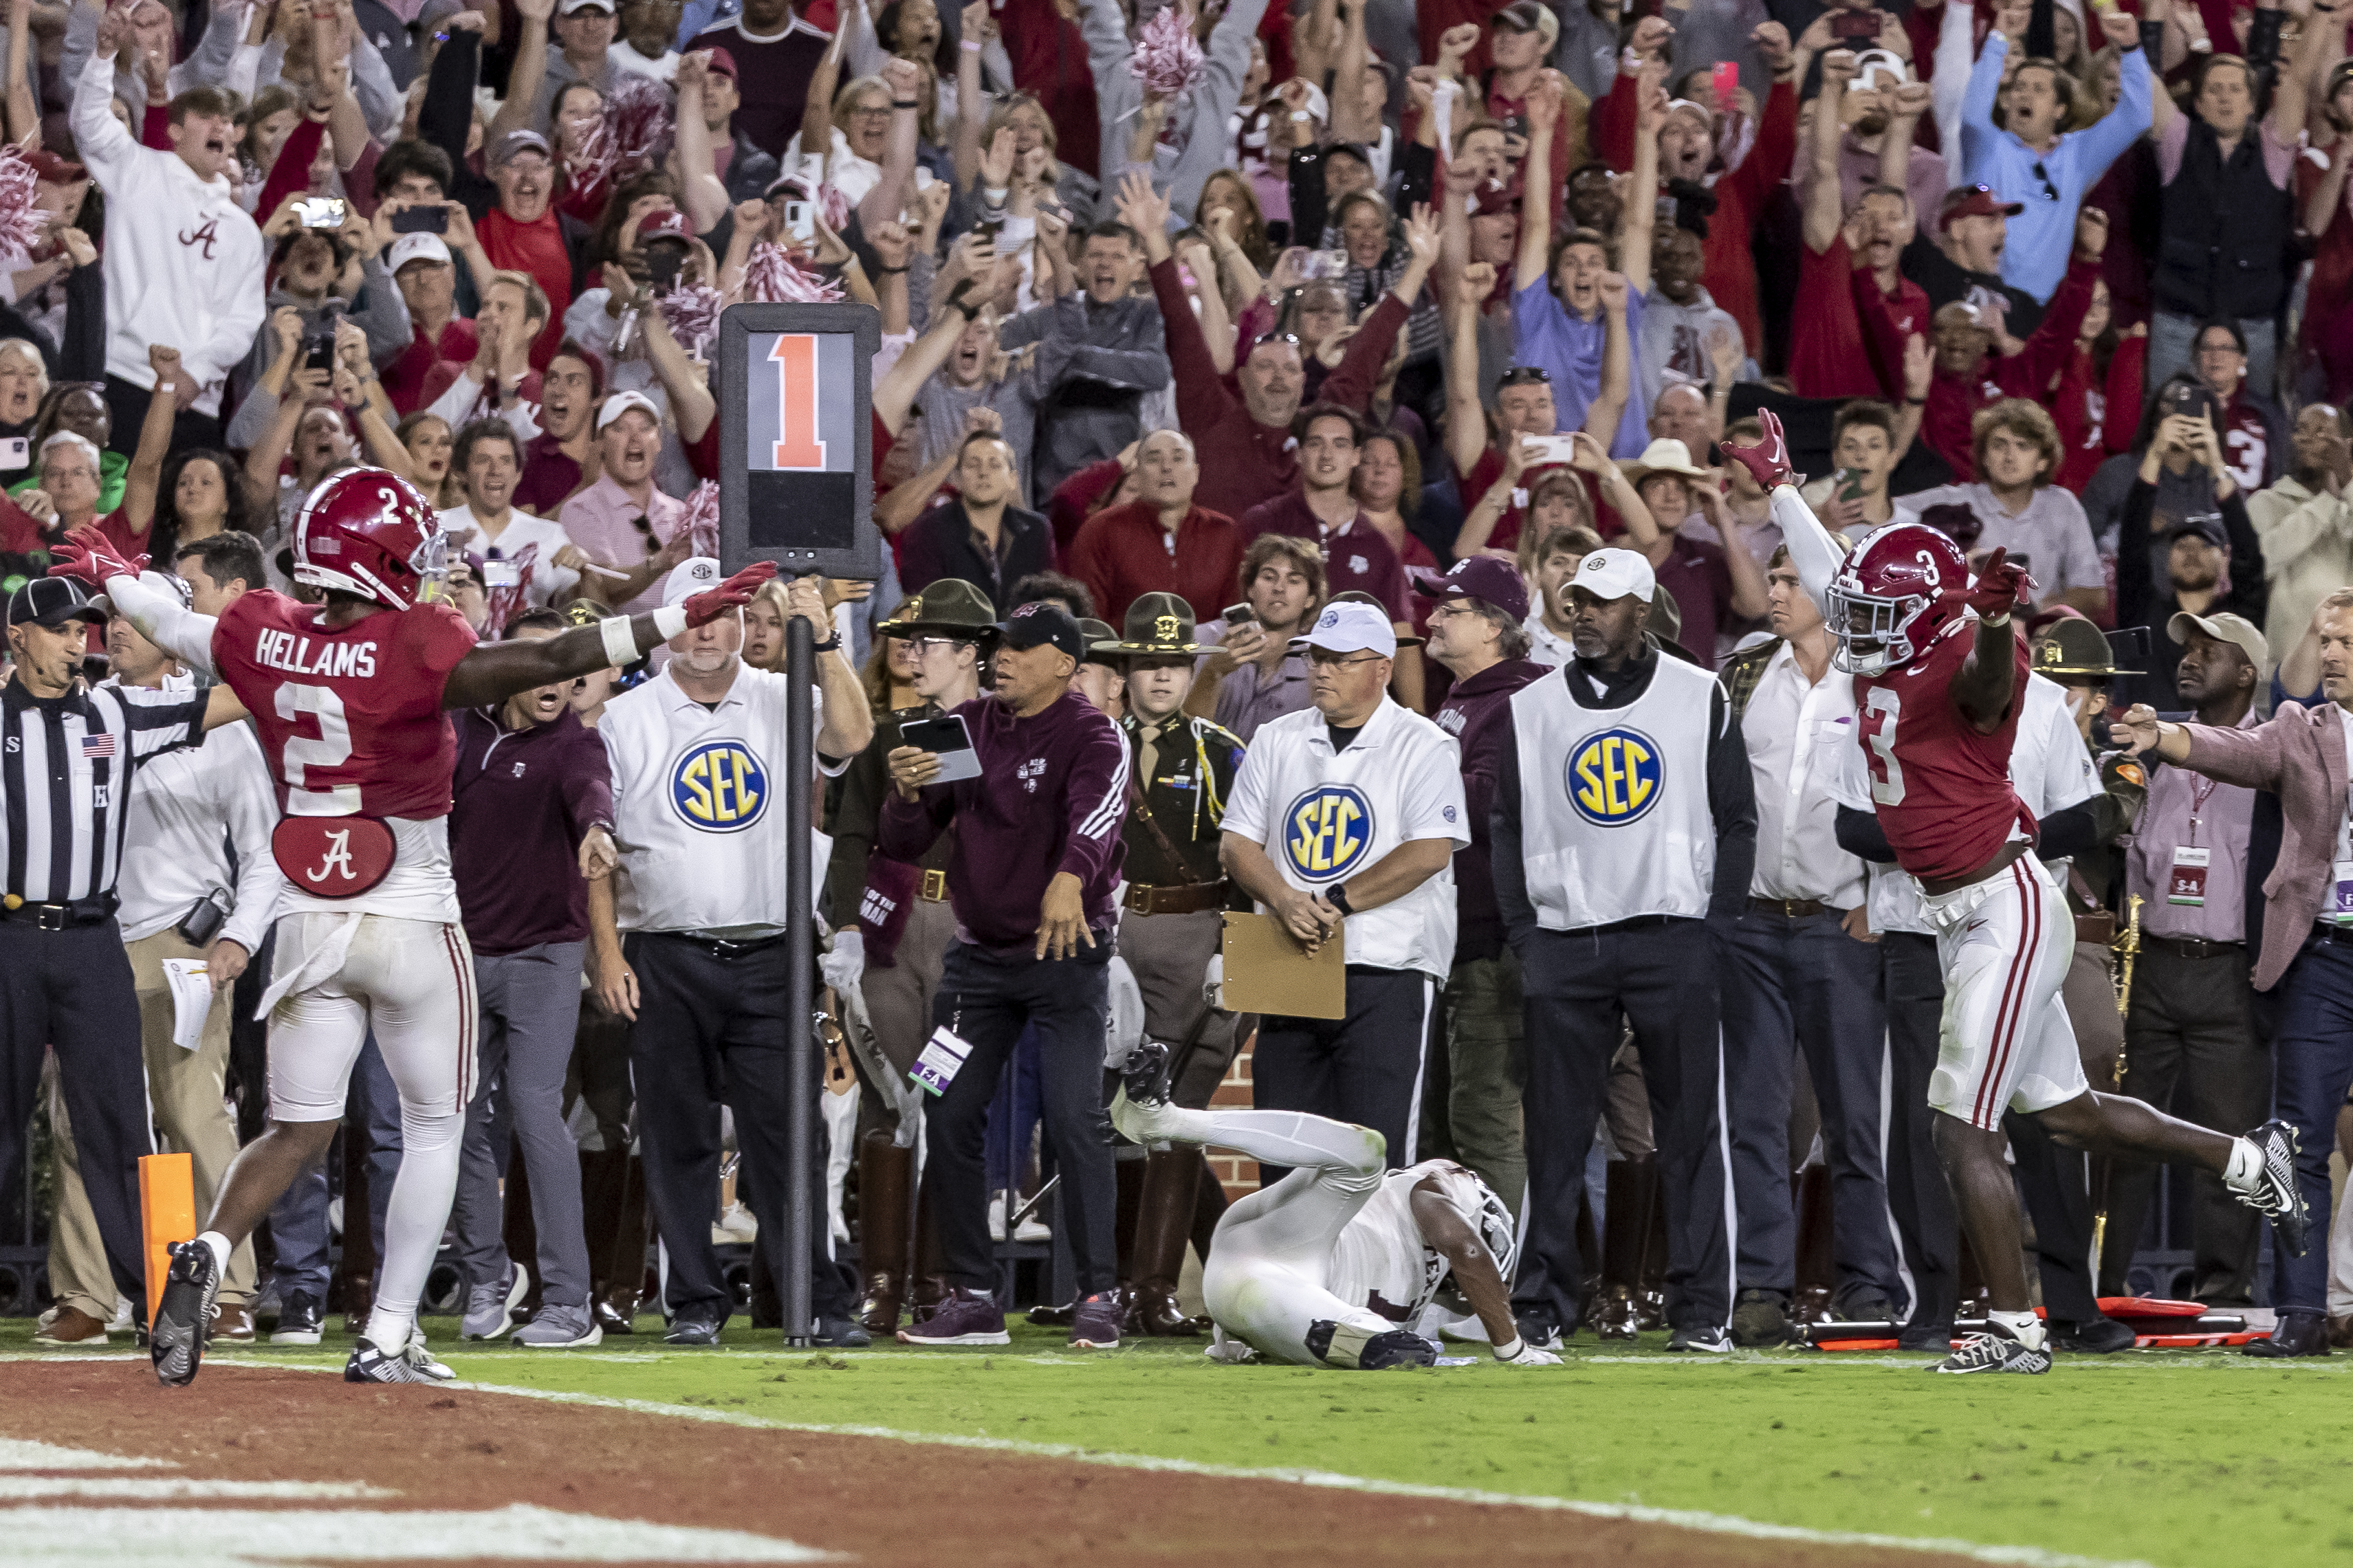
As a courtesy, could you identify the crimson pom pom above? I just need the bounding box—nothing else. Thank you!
[742,242,844,304]
[1127,5,1205,100]
[680,480,721,560]
[659,283,725,359]
[0,146,52,258]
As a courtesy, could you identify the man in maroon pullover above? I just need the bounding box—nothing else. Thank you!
[878,603,1133,1352]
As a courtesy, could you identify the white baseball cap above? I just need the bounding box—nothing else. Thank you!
[661,556,722,608]
[597,390,662,432]
[1287,599,1396,659]
[386,233,451,273]
[1573,547,1656,604]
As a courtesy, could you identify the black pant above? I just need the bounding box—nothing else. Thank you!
[926,938,1118,1294]
[1881,933,1956,1334]
[1515,920,1731,1333]
[2098,946,2268,1303]
[103,375,223,463]
[0,919,150,1299]
[1255,965,1436,1184]
[625,933,853,1325]
[1721,907,1901,1310]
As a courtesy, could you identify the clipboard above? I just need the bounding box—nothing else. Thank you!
[1221,910,1346,1020]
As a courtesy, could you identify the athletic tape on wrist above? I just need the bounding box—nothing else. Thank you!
[600,616,639,667]
[653,604,689,642]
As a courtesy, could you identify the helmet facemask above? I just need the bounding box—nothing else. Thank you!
[1826,581,1922,676]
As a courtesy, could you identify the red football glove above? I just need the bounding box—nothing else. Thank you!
[1718,408,1804,494]
[45,523,149,593]
[682,560,780,628]
[1953,546,2036,621]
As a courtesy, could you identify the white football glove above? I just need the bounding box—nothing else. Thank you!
[820,929,865,993]
[1494,1338,1562,1367]
[1105,954,1146,1066]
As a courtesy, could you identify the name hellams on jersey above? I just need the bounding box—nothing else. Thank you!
[254,628,379,680]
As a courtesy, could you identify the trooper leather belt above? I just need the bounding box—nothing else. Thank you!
[2075,912,2117,946]
[919,869,950,903]
[0,892,118,930]
[1125,881,1229,916]
[1747,896,1828,919]
[2149,935,2241,961]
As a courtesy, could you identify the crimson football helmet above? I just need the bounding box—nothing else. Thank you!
[292,467,446,610]
[1826,520,1971,676]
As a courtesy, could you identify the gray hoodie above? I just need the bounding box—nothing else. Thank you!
[1086,0,1272,228]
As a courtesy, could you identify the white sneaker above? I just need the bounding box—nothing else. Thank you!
[712,1202,758,1245]
[987,1191,1008,1244]
[1013,1208,1051,1244]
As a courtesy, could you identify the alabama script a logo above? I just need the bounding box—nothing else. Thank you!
[179,219,220,261]
[306,828,357,885]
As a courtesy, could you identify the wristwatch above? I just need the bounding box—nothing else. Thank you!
[1324,883,1355,917]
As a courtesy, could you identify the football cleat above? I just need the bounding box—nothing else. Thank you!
[1119,1039,1174,1111]
[1306,1319,1437,1370]
[2240,1119,2309,1257]
[1667,1323,1733,1354]
[1934,1325,2051,1376]
[151,1240,221,1388]
[344,1332,455,1384]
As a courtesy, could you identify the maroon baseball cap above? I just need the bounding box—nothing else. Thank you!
[694,45,738,79]
[1414,555,1529,624]
[1939,184,2024,230]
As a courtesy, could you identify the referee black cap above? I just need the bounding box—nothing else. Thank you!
[6,576,107,630]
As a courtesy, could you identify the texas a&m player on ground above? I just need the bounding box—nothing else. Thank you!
[48,471,776,1387]
[1109,1041,1555,1371]
[1725,412,2306,1377]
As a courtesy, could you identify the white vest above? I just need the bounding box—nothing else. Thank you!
[1509,656,1720,929]
[1223,698,1467,977]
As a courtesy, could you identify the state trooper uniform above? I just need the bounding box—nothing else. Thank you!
[1093,593,1248,1335]
[1489,549,1755,1350]
[820,579,996,1335]
[598,574,859,1340]
[1221,605,1469,1183]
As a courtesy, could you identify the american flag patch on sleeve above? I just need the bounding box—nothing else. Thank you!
[80,733,117,758]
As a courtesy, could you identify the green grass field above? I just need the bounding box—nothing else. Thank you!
[9,1318,2347,1568]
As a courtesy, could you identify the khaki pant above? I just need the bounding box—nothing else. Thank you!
[47,929,257,1317]
[1440,951,1527,1216]
[1116,907,1236,1107]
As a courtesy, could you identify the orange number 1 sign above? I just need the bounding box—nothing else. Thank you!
[769,334,827,469]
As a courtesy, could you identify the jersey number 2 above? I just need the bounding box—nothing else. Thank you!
[769,335,826,470]
[1860,686,1905,807]
[275,683,353,791]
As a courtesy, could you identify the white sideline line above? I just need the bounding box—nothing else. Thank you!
[426,1378,2162,1568]
[0,1479,397,1501]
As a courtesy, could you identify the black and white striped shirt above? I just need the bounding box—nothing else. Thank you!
[2,677,208,906]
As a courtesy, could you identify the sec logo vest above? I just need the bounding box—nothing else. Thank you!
[671,739,770,832]
[1282,784,1375,882]
[1567,727,1664,826]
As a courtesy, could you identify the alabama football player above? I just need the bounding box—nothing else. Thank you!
[49,470,776,1387]
[1723,412,2305,1376]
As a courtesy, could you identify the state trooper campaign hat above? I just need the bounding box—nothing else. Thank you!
[1077,618,1124,669]
[1094,592,1202,657]
[2031,615,2140,678]
[888,579,999,639]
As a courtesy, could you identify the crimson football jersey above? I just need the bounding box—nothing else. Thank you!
[1853,619,2037,882]
[212,591,478,820]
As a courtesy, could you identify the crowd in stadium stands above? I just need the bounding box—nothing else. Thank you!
[7,0,2353,1359]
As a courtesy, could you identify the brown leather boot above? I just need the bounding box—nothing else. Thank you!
[1635,1156,1669,1332]
[1791,1164,1835,1325]
[1593,1156,1655,1340]
[906,1171,948,1325]
[1132,1148,1209,1336]
[855,1132,912,1336]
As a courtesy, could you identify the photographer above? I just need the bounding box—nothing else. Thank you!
[224,192,413,451]
[2114,375,2266,707]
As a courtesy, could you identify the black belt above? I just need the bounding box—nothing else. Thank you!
[1552,914,1698,937]
[1747,896,1832,920]
[660,931,786,960]
[0,893,119,930]
[2314,922,2353,947]
[2149,935,2242,961]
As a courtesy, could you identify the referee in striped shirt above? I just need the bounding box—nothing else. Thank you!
[3,575,245,1313]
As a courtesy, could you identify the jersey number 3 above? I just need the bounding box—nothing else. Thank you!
[275,682,354,792]
[1860,686,1905,807]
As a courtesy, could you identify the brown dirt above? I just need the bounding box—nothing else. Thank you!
[0,1361,1978,1566]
